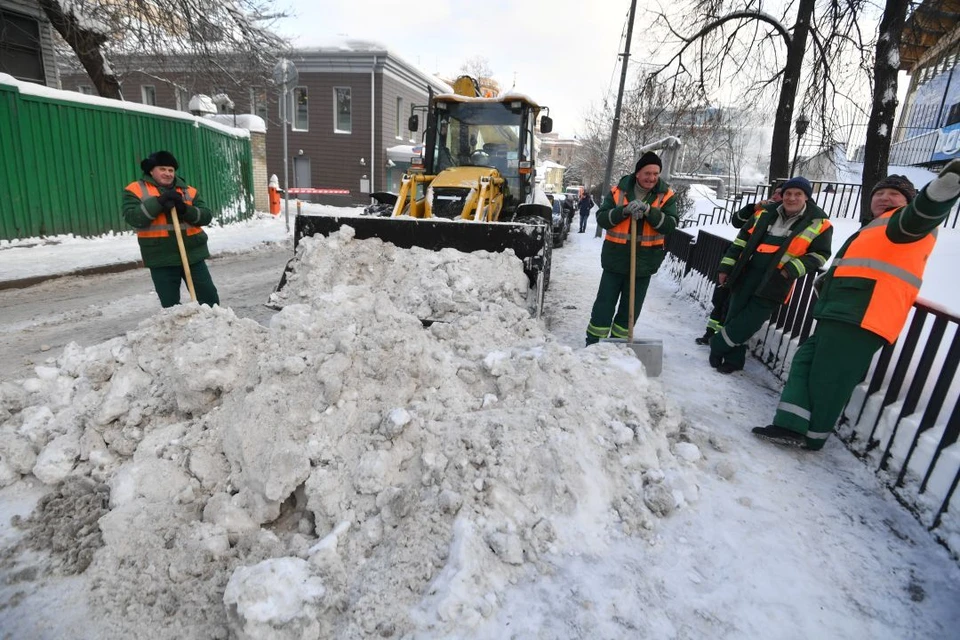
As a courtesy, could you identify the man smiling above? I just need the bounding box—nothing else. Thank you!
[708,176,833,373]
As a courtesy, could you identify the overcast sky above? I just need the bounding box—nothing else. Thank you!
[274,0,651,137]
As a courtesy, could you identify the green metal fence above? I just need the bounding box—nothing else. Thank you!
[0,75,254,241]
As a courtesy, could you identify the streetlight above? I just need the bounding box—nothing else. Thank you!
[790,113,810,177]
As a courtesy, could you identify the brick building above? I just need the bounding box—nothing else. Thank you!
[59,40,450,205]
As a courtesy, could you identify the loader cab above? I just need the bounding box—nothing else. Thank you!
[423,95,546,216]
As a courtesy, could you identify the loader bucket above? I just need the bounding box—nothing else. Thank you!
[268,214,549,311]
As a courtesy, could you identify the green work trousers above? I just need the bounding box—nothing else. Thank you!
[149,261,220,308]
[708,286,779,370]
[774,319,885,450]
[586,270,651,345]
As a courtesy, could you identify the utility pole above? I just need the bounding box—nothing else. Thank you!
[597,0,639,238]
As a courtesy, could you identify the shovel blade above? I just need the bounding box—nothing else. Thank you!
[601,338,663,377]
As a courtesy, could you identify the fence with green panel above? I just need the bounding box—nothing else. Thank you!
[0,74,254,241]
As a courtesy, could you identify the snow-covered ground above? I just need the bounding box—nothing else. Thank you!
[1,202,959,639]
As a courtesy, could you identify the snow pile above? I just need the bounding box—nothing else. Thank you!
[0,229,712,638]
[267,224,532,319]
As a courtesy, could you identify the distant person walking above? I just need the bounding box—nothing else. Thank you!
[578,192,594,233]
[754,164,960,449]
[709,177,833,373]
[585,152,678,345]
[122,150,220,308]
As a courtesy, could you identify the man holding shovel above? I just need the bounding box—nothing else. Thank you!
[585,152,677,346]
[123,150,220,308]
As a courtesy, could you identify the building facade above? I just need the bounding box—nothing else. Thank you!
[892,0,960,166]
[0,0,59,87]
[59,41,450,205]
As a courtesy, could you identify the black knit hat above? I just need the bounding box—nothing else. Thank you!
[781,176,813,199]
[141,150,179,174]
[635,151,662,173]
[871,174,916,203]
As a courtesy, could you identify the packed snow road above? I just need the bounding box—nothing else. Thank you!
[0,248,291,382]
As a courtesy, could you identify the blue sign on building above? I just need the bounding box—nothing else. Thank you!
[932,121,960,162]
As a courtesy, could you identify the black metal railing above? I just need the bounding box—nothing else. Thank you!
[692,180,960,230]
[665,230,960,556]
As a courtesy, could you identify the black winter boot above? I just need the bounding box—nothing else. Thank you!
[695,329,715,345]
[716,362,742,374]
[751,425,805,448]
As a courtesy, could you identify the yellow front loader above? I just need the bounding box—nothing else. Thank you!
[270,76,556,314]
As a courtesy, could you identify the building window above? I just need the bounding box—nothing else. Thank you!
[0,9,45,84]
[175,88,190,111]
[141,85,156,106]
[250,87,268,126]
[335,87,351,133]
[77,85,94,95]
[396,97,403,138]
[293,86,308,131]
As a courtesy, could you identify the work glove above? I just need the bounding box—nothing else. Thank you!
[926,159,960,202]
[159,189,188,218]
[157,189,182,209]
[624,200,650,220]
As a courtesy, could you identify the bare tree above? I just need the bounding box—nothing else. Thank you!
[649,0,876,181]
[458,56,494,80]
[42,0,288,99]
[859,0,910,222]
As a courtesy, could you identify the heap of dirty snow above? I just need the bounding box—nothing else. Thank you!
[267,225,533,319]
[0,229,713,639]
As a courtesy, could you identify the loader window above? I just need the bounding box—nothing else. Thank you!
[433,100,524,197]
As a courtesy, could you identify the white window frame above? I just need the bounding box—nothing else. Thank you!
[292,86,309,131]
[334,86,352,134]
[250,87,268,127]
[396,96,403,139]
[175,88,190,111]
[77,85,93,95]
[141,85,157,106]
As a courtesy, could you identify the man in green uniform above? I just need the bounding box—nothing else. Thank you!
[754,161,960,449]
[709,176,833,373]
[585,152,678,345]
[695,185,783,345]
[122,150,220,308]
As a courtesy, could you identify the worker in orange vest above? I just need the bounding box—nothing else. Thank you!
[268,174,282,216]
[754,161,960,450]
[585,152,678,345]
[122,150,220,308]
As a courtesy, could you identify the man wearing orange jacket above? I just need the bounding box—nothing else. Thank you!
[122,150,220,308]
[585,152,678,345]
[754,161,960,450]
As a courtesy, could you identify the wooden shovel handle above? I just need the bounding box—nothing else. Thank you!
[170,209,197,302]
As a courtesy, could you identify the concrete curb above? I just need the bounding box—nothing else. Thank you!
[0,260,145,291]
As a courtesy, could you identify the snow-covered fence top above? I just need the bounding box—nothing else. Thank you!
[0,74,255,240]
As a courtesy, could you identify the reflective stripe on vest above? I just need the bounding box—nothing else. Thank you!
[745,215,831,270]
[605,187,675,246]
[831,208,936,342]
[125,180,200,239]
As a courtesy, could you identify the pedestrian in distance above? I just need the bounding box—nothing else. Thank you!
[585,151,678,345]
[561,195,576,228]
[578,192,595,233]
[753,162,960,450]
[695,185,784,345]
[708,176,833,373]
[122,150,220,308]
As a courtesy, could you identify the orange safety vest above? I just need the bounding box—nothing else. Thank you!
[831,208,937,343]
[606,186,675,247]
[125,180,201,239]
[751,216,832,270]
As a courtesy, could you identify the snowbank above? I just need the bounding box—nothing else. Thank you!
[0,229,709,638]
